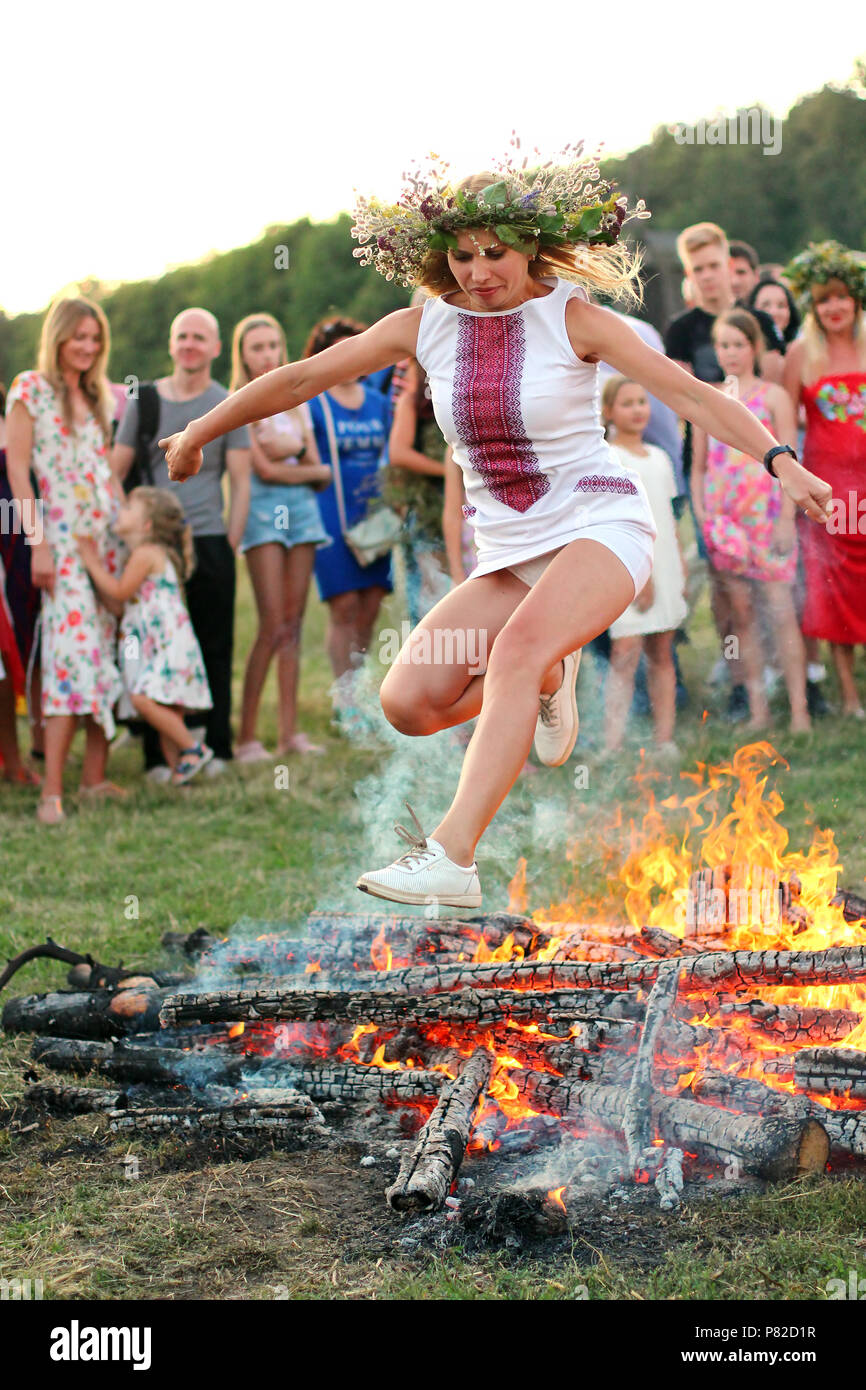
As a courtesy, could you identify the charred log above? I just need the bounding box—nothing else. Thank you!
[159,983,646,1030]
[793,1047,866,1099]
[623,962,683,1173]
[386,1049,494,1212]
[514,1072,829,1179]
[4,987,169,1039]
[23,1083,129,1114]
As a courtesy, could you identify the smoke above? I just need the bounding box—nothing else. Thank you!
[316,651,612,913]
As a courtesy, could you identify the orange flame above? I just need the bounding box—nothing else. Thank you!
[547,1186,567,1212]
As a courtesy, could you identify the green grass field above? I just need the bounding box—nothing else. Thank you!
[2,549,866,1300]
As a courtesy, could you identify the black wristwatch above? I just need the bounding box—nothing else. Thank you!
[764,444,798,478]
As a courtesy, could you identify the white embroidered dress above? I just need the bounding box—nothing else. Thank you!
[415,277,656,578]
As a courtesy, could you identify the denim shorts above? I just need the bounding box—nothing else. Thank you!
[239,480,327,554]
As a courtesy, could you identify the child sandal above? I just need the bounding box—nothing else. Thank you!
[172,743,214,785]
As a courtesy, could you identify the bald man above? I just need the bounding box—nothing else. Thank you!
[113,308,251,776]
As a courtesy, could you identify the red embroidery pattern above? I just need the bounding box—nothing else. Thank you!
[461,504,476,519]
[453,314,549,514]
[574,474,638,496]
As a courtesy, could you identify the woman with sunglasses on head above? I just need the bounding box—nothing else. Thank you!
[160,144,832,907]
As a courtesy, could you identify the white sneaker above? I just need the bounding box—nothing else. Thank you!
[204,757,228,778]
[146,765,172,784]
[533,651,581,767]
[356,802,482,909]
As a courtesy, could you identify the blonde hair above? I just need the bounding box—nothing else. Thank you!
[801,281,866,378]
[676,221,728,269]
[416,172,644,308]
[600,374,643,439]
[37,296,113,443]
[230,312,287,392]
[129,486,195,591]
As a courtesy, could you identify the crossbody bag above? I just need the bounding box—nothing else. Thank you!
[318,392,402,567]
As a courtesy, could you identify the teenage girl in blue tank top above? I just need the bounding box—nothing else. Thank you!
[162,167,832,909]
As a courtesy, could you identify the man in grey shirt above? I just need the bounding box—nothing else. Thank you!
[113,308,250,774]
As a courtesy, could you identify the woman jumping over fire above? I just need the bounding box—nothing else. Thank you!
[161,142,832,910]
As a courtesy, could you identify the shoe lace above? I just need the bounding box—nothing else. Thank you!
[392,801,435,869]
[538,693,560,729]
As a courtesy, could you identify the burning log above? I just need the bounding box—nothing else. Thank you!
[698,999,862,1044]
[303,910,544,950]
[280,1062,444,1103]
[690,1069,815,1121]
[815,1106,866,1160]
[220,943,866,997]
[3,986,169,1040]
[832,888,866,924]
[23,1083,128,1114]
[793,1047,866,1100]
[514,1072,829,1179]
[158,983,646,1030]
[386,1048,494,1212]
[623,962,683,1174]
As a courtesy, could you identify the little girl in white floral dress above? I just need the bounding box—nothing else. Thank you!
[77,487,213,784]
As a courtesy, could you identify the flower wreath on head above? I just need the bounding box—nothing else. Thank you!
[783,240,866,315]
[350,137,651,288]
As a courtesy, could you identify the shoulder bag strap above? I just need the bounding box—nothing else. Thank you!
[318,393,350,537]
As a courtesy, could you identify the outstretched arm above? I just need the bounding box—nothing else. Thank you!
[570,301,833,525]
[161,307,422,483]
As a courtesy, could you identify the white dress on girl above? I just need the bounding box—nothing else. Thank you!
[416,276,657,592]
[119,556,212,715]
[608,443,687,639]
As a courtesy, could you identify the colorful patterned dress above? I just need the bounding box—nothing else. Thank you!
[5,371,122,736]
[703,382,796,582]
[799,372,866,643]
[119,555,212,713]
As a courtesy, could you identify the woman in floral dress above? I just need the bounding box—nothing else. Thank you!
[5,297,123,823]
[783,243,866,717]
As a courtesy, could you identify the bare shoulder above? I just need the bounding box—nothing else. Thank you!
[564,296,644,357]
[763,379,790,409]
[375,304,424,354]
[564,296,614,361]
[785,338,805,371]
[130,543,164,575]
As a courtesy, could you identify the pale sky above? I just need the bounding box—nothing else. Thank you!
[2,2,863,315]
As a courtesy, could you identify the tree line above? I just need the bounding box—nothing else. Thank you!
[1,80,863,391]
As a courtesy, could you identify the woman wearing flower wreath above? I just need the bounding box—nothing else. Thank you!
[160,146,833,908]
[782,242,866,717]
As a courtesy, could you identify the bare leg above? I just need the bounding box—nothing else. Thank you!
[238,543,284,745]
[429,540,636,866]
[356,584,390,661]
[721,574,769,727]
[831,643,862,714]
[43,714,77,798]
[762,580,810,731]
[644,630,677,745]
[274,544,316,747]
[709,569,742,686]
[604,635,642,752]
[80,717,111,789]
[130,694,197,750]
[325,590,364,680]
